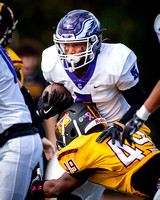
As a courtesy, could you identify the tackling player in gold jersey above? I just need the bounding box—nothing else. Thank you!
[31,103,160,200]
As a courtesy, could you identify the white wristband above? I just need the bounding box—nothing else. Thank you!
[136,105,151,121]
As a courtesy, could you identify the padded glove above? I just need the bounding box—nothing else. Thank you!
[96,123,123,146]
[31,168,46,200]
[122,114,145,145]
[38,89,69,119]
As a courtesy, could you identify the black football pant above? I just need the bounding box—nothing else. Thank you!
[131,153,160,199]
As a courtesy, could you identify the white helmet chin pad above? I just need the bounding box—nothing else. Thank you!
[67,55,80,64]
[66,55,81,72]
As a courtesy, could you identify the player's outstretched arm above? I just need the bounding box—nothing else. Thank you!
[43,172,82,197]
[123,80,160,145]
[144,80,160,113]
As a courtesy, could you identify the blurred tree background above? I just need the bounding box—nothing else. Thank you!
[2,0,160,147]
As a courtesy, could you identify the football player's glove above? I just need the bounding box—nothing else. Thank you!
[122,114,144,145]
[38,89,69,119]
[96,123,123,146]
[31,168,46,200]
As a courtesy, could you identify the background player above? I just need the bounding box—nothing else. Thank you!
[122,13,160,145]
[38,9,148,200]
[15,38,46,106]
[32,103,160,200]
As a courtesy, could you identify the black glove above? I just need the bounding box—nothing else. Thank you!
[96,123,123,146]
[31,168,46,200]
[38,89,69,119]
[122,114,145,145]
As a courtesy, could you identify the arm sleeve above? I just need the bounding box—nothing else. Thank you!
[119,82,148,124]
[21,86,46,138]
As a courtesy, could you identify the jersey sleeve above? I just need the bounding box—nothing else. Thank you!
[41,45,58,83]
[5,47,23,69]
[57,135,95,174]
[57,147,87,174]
[117,51,139,91]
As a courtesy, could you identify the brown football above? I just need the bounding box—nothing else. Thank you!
[42,83,73,103]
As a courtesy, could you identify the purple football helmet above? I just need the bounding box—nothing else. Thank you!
[53,10,102,72]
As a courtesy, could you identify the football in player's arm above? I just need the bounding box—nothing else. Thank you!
[32,103,160,200]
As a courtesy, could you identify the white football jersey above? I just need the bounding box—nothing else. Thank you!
[0,47,32,133]
[41,43,139,125]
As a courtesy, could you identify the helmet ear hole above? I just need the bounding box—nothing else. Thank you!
[70,128,77,138]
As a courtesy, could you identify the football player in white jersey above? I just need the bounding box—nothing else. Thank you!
[38,10,148,200]
[0,5,56,200]
[0,45,43,200]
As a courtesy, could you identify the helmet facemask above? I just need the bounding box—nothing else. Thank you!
[0,3,18,47]
[54,34,99,72]
[0,20,18,47]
